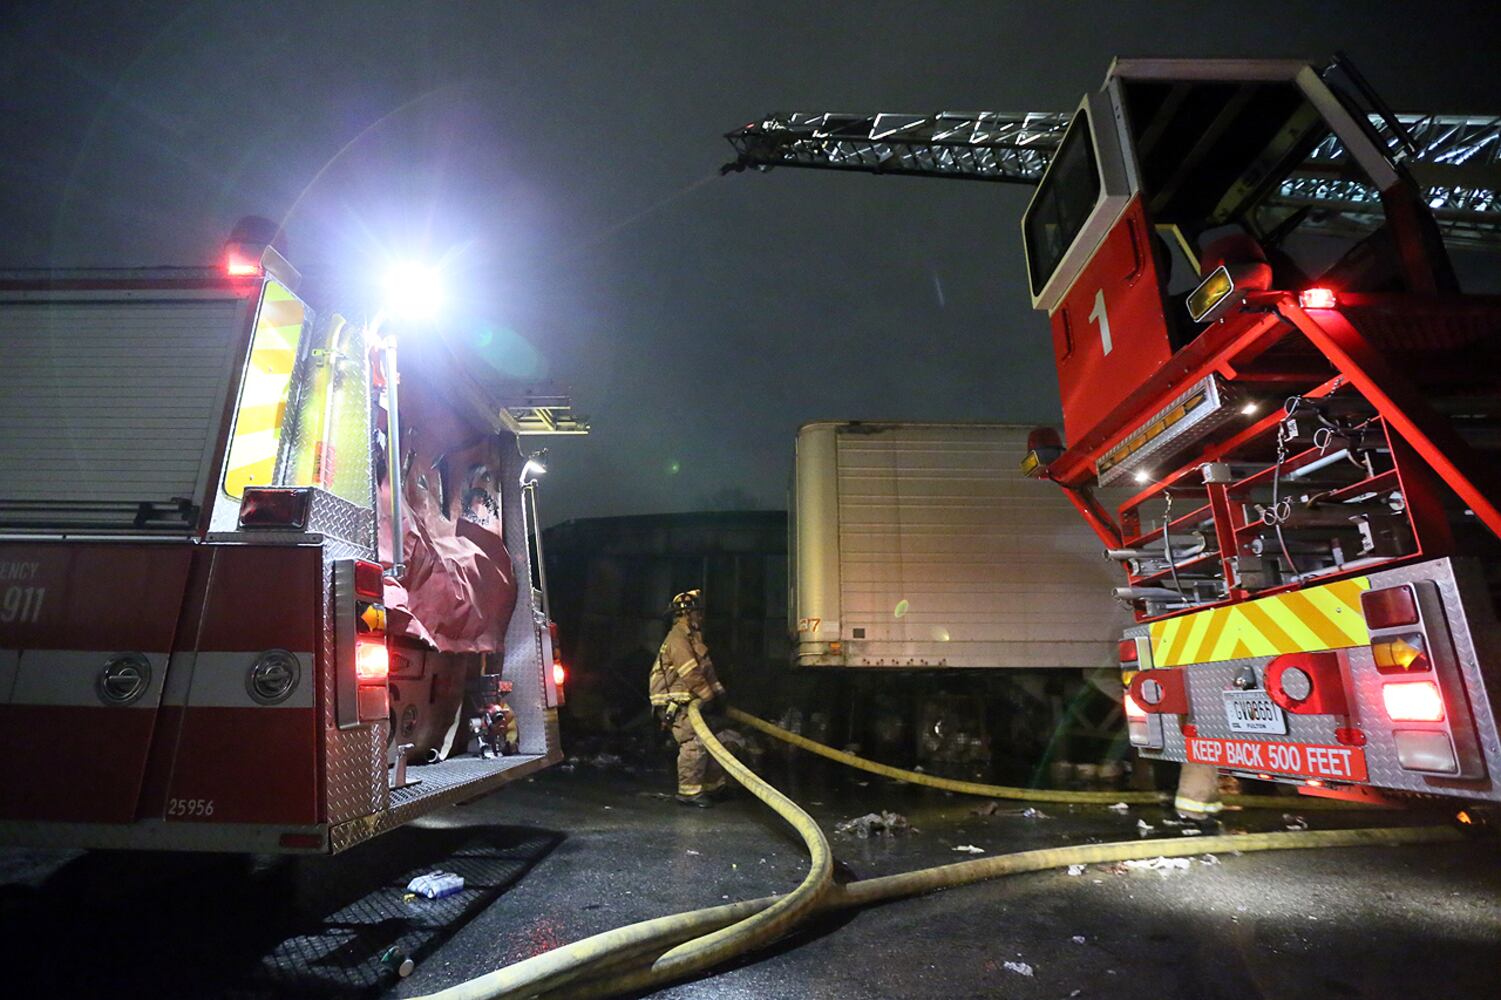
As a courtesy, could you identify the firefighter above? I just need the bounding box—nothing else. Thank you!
[650,589,729,807]
[1174,762,1223,824]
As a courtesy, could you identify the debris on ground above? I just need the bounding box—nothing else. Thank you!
[1159,816,1186,827]
[406,872,465,899]
[1002,960,1033,976]
[1136,819,1156,836]
[1066,864,1087,876]
[558,764,576,773]
[1284,813,1310,831]
[1107,802,1130,813]
[584,752,623,768]
[953,844,985,854]
[685,849,701,856]
[1180,826,1204,836]
[1071,935,1087,944]
[1199,853,1221,865]
[834,811,913,838]
[635,791,673,800]
[1122,856,1191,874]
[1021,807,1051,820]
[972,802,1003,816]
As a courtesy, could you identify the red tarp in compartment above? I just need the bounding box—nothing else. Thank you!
[375,344,518,653]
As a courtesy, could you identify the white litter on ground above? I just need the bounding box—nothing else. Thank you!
[1002,960,1034,976]
[1066,864,1087,876]
[953,844,986,854]
[1136,819,1156,836]
[1021,807,1051,820]
[1123,856,1192,873]
[1283,813,1310,831]
[1071,935,1087,944]
[686,849,701,856]
[1180,827,1204,836]
[1107,802,1130,813]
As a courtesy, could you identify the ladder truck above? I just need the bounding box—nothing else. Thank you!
[0,222,586,852]
[725,57,1501,804]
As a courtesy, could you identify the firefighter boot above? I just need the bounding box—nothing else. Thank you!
[1174,762,1224,827]
[675,793,714,808]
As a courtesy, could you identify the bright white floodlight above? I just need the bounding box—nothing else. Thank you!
[382,261,444,322]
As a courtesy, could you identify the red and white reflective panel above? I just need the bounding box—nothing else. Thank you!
[1185,737,1368,782]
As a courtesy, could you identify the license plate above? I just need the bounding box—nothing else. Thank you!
[1221,689,1287,734]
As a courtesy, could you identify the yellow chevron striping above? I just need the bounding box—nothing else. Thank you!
[1149,576,1372,667]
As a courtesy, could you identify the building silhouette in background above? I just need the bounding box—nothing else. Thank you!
[543,512,789,733]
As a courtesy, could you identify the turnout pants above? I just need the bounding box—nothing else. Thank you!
[1174,762,1224,819]
[672,712,725,797]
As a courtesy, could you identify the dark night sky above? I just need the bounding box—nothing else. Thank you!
[3,1,1499,526]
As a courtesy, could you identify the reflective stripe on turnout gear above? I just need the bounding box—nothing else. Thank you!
[1174,795,1224,815]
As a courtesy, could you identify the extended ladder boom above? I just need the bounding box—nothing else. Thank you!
[725,111,1501,247]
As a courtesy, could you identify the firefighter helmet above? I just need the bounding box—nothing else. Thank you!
[670,590,703,616]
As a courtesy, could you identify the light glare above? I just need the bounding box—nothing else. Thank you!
[383,261,445,321]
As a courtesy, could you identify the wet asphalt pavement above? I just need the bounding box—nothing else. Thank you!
[2,743,1498,999]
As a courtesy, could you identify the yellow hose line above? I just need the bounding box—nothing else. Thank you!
[727,707,1365,810]
[646,701,832,977]
[551,825,1462,1000]
[414,700,831,1000]
[421,704,1425,1000]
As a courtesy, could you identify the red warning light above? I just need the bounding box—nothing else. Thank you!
[225,253,263,277]
[355,638,389,683]
[1298,287,1337,309]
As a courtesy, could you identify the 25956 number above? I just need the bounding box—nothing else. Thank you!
[167,798,215,818]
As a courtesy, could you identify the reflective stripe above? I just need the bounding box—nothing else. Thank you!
[1174,795,1224,815]
[677,658,700,674]
[679,783,703,796]
[1150,577,1371,666]
[649,694,670,706]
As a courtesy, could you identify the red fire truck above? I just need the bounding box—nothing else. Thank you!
[0,225,586,852]
[725,57,1501,803]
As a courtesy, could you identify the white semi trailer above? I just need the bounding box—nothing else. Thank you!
[789,422,1132,773]
[792,422,1129,669]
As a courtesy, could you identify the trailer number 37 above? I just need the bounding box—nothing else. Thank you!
[1,586,45,624]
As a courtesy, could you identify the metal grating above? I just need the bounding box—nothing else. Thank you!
[244,827,560,996]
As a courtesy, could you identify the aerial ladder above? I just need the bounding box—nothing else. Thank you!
[723,110,1501,249]
[725,57,1501,806]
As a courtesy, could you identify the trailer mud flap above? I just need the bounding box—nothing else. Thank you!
[0,543,193,823]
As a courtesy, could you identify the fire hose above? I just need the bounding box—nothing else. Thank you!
[417,702,1464,1000]
[723,706,1367,810]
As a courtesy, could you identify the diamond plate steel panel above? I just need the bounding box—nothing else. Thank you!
[498,441,554,758]
[306,488,375,550]
[320,537,386,826]
[1135,557,1501,802]
[328,752,554,853]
